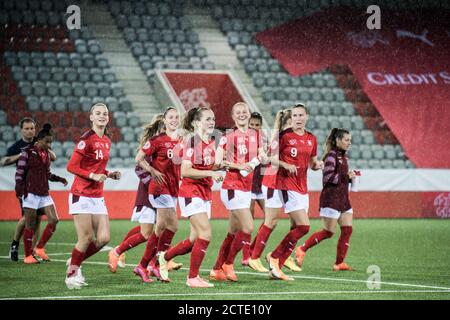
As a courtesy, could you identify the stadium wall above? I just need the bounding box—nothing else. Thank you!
[1,168,449,220]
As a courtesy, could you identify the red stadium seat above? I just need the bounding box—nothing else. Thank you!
[47,112,62,127]
[54,127,68,142]
[69,127,82,142]
[33,111,48,127]
[61,112,73,127]
[73,111,88,127]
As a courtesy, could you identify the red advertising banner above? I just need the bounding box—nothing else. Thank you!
[256,7,450,168]
[163,71,245,129]
[0,191,447,220]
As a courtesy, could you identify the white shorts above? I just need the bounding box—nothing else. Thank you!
[22,193,55,210]
[149,194,177,209]
[262,186,309,214]
[320,207,353,220]
[178,197,211,219]
[131,205,157,224]
[69,193,108,215]
[251,191,265,200]
[220,189,252,211]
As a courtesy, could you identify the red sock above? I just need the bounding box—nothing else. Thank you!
[251,224,273,259]
[301,229,334,252]
[139,233,158,268]
[213,233,235,270]
[67,248,85,277]
[82,241,100,262]
[122,225,141,242]
[336,226,353,265]
[36,223,57,249]
[157,229,175,253]
[23,228,34,257]
[242,240,251,262]
[272,225,310,262]
[165,238,193,261]
[249,223,263,252]
[116,232,147,255]
[189,238,210,278]
[225,231,251,265]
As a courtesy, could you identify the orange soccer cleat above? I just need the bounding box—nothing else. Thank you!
[186,276,214,288]
[34,248,50,261]
[333,262,354,271]
[295,246,306,268]
[24,255,39,264]
[167,259,183,271]
[209,269,227,281]
[108,249,119,273]
[222,263,238,282]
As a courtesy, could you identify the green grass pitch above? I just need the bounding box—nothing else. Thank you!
[1,219,449,300]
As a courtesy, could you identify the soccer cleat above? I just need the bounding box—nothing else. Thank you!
[209,269,227,281]
[241,258,249,266]
[118,253,126,268]
[283,256,302,272]
[133,265,153,283]
[295,246,306,268]
[267,253,285,279]
[65,275,83,290]
[167,259,183,271]
[157,251,170,281]
[34,248,50,261]
[186,276,214,288]
[108,249,119,273]
[269,270,295,281]
[222,263,238,282]
[9,241,19,262]
[248,258,269,272]
[24,255,39,264]
[76,268,88,286]
[333,262,354,271]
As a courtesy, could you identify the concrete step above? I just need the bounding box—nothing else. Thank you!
[188,15,218,28]
[99,39,129,52]
[122,81,153,95]
[102,53,139,66]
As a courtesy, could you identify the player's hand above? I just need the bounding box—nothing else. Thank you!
[282,163,297,175]
[348,170,356,179]
[108,171,122,180]
[221,160,232,169]
[150,168,165,185]
[314,160,324,170]
[211,171,224,183]
[240,163,254,173]
[91,173,107,182]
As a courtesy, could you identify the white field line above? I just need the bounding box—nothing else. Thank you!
[1,256,450,292]
[1,289,449,300]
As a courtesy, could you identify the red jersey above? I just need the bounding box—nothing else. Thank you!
[178,135,217,201]
[67,130,111,198]
[275,128,317,194]
[141,133,181,197]
[221,128,260,192]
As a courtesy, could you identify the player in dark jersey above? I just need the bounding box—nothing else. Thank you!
[158,107,224,288]
[296,128,356,271]
[2,118,56,262]
[15,123,67,264]
[65,103,121,290]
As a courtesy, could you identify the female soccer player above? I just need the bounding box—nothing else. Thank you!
[240,112,265,266]
[295,128,356,271]
[111,114,165,271]
[15,123,67,264]
[158,107,224,288]
[210,102,265,282]
[265,104,323,280]
[248,108,301,273]
[65,103,121,290]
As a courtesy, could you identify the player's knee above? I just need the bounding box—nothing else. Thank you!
[97,235,110,247]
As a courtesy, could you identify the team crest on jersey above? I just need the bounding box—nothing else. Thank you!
[250,136,256,143]
[289,139,297,145]
[307,140,312,146]
[77,141,86,150]
[165,142,173,148]
[143,141,151,150]
[106,143,109,149]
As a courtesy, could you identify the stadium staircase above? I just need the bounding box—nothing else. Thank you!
[82,1,160,124]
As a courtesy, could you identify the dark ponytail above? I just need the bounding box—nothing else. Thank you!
[182,106,210,133]
[36,123,53,140]
[322,128,350,160]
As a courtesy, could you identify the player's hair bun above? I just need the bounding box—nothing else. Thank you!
[42,123,52,131]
